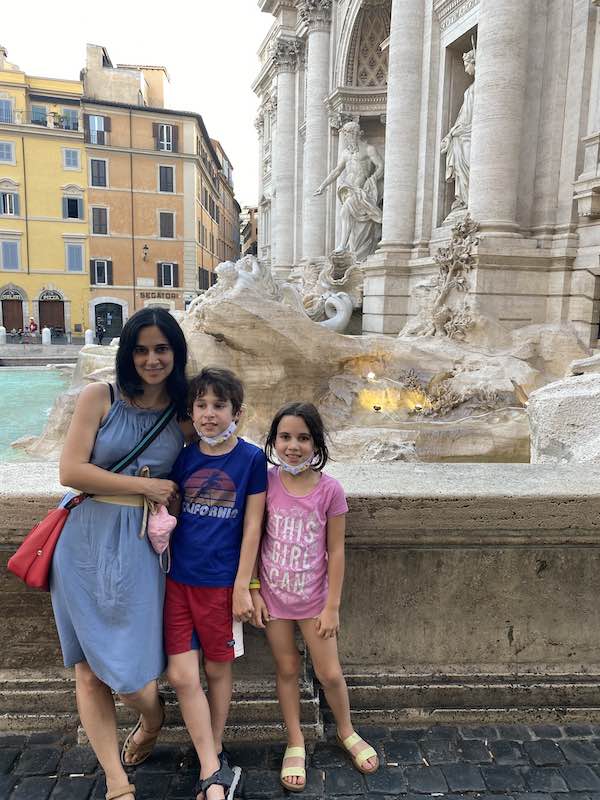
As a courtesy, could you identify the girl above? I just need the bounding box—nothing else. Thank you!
[51,307,192,800]
[251,402,379,792]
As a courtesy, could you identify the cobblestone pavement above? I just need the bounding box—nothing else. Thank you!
[4,723,600,799]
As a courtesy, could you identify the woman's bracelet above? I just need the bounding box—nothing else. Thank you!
[249,578,261,590]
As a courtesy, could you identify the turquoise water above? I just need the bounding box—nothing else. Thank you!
[0,368,70,461]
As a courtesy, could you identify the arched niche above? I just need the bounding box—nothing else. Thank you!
[336,0,391,89]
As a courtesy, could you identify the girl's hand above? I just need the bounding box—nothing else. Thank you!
[250,590,270,628]
[142,478,179,506]
[315,607,339,639]
[233,585,254,623]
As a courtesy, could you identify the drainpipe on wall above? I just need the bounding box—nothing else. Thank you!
[21,137,30,275]
[129,109,136,311]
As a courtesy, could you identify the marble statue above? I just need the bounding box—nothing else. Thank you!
[314,120,384,261]
[441,47,476,211]
[400,215,479,338]
[186,255,360,333]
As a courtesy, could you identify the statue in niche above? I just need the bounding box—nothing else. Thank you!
[441,45,476,212]
[314,120,384,262]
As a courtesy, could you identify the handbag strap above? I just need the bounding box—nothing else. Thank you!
[64,401,176,511]
[107,403,176,473]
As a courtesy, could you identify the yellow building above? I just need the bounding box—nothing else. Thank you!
[82,46,240,334]
[0,46,88,337]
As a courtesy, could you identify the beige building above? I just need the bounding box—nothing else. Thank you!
[240,206,258,256]
[83,46,240,336]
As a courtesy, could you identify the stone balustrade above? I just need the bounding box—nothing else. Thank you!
[2,462,600,739]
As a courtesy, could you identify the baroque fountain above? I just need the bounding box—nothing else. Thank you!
[16,217,590,465]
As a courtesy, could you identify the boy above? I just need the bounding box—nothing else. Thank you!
[166,368,267,800]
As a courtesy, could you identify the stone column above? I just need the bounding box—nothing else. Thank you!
[362,0,424,335]
[272,38,302,275]
[300,0,332,261]
[255,111,265,257]
[468,0,531,234]
[378,0,424,252]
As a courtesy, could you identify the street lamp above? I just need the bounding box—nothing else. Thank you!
[142,243,149,261]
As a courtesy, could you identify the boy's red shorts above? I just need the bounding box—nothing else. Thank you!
[164,578,235,662]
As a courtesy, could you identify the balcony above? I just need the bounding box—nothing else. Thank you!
[0,110,81,131]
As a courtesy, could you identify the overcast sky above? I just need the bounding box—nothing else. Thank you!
[3,0,274,206]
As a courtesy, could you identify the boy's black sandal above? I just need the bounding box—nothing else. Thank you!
[194,764,234,799]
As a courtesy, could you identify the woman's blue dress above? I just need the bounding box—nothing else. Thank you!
[50,392,184,693]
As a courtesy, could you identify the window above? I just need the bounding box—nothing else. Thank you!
[88,115,105,144]
[62,196,84,220]
[215,205,220,225]
[0,240,19,270]
[159,165,174,192]
[210,231,214,253]
[66,243,84,272]
[157,261,178,287]
[158,124,172,152]
[91,259,112,285]
[0,192,19,215]
[0,100,12,124]
[0,141,15,163]
[63,149,80,170]
[92,207,108,235]
[61,108,79,131]
[202,224,207,247]
[199,267,210,291]
[90,158,107,187]
[31,105,47,125]
[159,211,174,238]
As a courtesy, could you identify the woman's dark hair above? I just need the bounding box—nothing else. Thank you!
[116,307,188,419]
[265,401,329,471]
[188,367,244,415]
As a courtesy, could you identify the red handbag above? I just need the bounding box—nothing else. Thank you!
[7,495,85,591]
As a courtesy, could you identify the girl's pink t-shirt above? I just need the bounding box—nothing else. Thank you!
[259,467,348,619]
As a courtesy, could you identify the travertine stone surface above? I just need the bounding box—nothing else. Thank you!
[528,372,600,463]
[4,462,600,714]
[255,0,600,342]
[18,284,588,463]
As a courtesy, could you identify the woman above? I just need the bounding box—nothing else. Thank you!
[51,307,192,800]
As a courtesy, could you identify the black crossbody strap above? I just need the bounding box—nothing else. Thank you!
[63,402,176,512]
[108,404,176,474]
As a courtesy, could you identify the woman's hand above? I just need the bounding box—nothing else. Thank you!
[142,478,179,506]
[232,585,254,623]
[250,590,270,628]
[315,606,339,639]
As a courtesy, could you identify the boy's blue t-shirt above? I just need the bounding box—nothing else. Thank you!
[169,437,267,587]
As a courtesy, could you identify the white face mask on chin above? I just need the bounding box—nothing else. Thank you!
[195,419,237,446]
[278,452,315,475]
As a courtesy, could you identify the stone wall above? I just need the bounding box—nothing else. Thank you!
[2,462,600,737]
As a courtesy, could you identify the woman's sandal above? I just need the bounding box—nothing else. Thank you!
[194,763,236,800]
[120,694,165,767]
[336,731,379,774]
[106,785,135,800]
[279,744,306,793]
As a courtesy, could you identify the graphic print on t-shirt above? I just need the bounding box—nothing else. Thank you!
[266,503,321,600]
[183,468,239,519]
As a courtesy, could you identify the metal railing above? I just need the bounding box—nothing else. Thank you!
[0,110,80,130]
